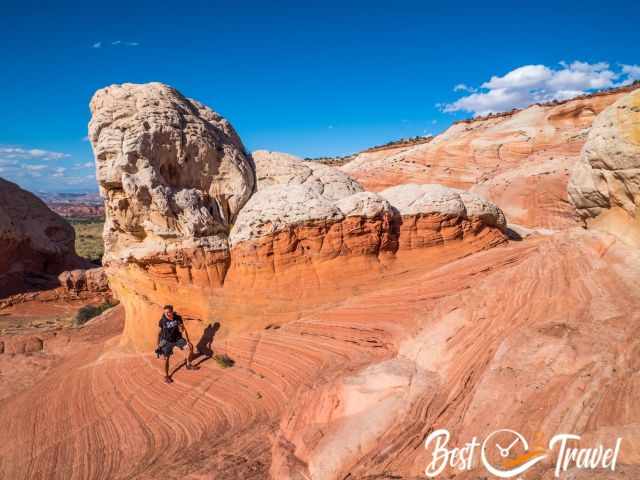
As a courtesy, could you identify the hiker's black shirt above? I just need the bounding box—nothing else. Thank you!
[159,313,183,343]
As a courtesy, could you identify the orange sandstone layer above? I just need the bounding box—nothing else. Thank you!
[1,229,639,479]
[109,210,507,350]
[342,89,636,229]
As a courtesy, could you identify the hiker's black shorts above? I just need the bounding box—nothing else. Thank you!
[158,337,187,357]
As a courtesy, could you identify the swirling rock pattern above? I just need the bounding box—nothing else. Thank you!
[342,89,636,230]
[1,229,640,479]
[19,83,640,480]
[87,88,508,350]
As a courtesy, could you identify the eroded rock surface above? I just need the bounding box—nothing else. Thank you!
[3,82,640,480]
[569,89,640,221]
[58,267,109,293]
[0,177,89,297]
[88,90,508,348]
[89,82,256,263]
[342,88,637,229]
[252,150,363,200]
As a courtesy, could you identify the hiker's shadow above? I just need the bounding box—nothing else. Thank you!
[193,321,220,366]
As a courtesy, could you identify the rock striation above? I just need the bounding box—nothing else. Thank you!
[0,177,89,297]
[342,88,637,229]
[88,85,508,348]
[6,83,640,480]
[89,83,257,344]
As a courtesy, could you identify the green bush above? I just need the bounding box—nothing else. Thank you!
[74,300,119,326]
[213,353,235,368]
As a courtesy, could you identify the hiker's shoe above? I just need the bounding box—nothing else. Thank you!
[185,364,199,370]
[164,376,173,384]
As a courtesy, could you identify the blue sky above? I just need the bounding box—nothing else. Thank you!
[1,0,639,192]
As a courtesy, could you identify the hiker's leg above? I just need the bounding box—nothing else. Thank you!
[164,356,170,378]
[183,344,192,367]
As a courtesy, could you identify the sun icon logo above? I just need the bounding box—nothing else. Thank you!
[480,429,548,478]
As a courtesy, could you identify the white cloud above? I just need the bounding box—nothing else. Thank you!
[453,83,477,93]
[52,167,66,177]
[92,41,102,48]
[442,61,636,117]
[112,40,139,47]
[23,164,47,172]
[0,146,70,161]
[621,64,640,83]
[74,162,94,169]
[482,64,552,90]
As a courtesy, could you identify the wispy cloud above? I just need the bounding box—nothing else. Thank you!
[453,83,476,93]
[621,64,640,84]
[0,146,70,161]
[73,162,95,169]
[23,164,47,172]
[92,40,140,48]
[441,61,639,116]
[112,40,140,47]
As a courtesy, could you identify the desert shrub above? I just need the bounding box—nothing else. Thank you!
[74,299,119,326]
[213,353,235,368]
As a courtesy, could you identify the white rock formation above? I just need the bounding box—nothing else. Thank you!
[568,88,640,219]
[252,150,363,201]
[379,183,507,230]
[230,185,344,245]
[89,82,256,262]
[334,192,392,218]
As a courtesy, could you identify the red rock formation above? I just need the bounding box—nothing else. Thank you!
[342,88,639,230]
[58,267,109,293]
[0,177,91,297]
[88,86,507,349]
[3,85,639,480]
[1,228,639,479]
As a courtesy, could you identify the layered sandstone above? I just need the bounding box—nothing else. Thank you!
[0,177,89,297]
[568,89,640,245]
[2,228,639,479]
[89,83,256,345]
[342,87,637,229]
[4,83,640,480]
[89,86,509,349]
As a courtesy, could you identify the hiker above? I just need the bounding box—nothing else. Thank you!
[156,304,196,383]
